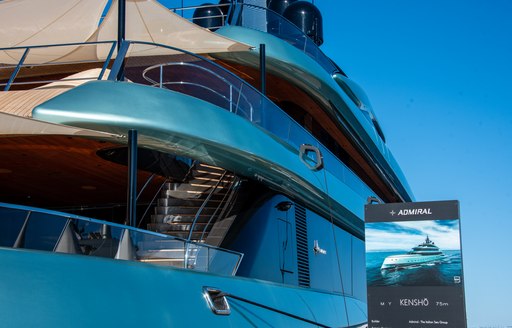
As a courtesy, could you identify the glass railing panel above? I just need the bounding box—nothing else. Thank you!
[0,203,243,275]
[131,230,187,267]
[234,83,258,121]
[188,243,207,271]
[208,248,242,276]
[0,207,28,247]
[287,119,316,149]
[303,39,336,73]
[258,98,376,199]
[23,212,68,251]
[264,7,307,50]
[188,244,242,276]
[259,104,292,142]
[228,4,338,75]
[72,219,123,258]
[124,43,253,119]
[322,147,347,183]
[113,41,377,201]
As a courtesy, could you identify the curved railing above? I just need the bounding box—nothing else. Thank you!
[142,62,253,120]
[0,202,243,276]
[227,3,339,76]
[110,40,377,201]
[0,38,377,209]
[166,2,339,75]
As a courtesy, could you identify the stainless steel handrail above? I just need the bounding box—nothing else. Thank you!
[0,77,101,87]
[109,40,377,201]
[142,61,253,116]
[227,3,339,76]
[186,170,228,242]
[138,178,170,228]
[0,38,377,202]
[169,2,230,18]
[0,40,117,91]
[165,2,336,75]
[199,176,239,242]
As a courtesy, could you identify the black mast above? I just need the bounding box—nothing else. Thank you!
[117,0,126,80]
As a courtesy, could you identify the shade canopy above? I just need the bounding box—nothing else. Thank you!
[0,0,251,64]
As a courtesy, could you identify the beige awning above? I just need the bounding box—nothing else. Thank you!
[0,0,108,64]
[95,0,250,57]
[0,0,251,65]
[0,111,122,139]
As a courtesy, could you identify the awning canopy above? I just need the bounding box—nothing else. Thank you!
[0,0,251,65]
[0,0,108,64]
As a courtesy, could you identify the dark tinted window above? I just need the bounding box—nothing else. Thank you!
[23,212,67,251]
[72,219,122,258]
[0,207,28,247]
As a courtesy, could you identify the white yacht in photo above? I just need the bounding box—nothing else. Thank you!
[381,236,445,270]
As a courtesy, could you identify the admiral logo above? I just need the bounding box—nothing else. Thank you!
[390,208,433,216]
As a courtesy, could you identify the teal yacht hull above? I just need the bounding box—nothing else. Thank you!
[0,247,366,327]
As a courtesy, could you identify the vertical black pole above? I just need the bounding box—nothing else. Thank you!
[117,0,126,51]
[127,129,137,227]
[117,0,126,81]
[259,43,266,95]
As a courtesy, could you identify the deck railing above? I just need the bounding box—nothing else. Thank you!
[0,41,117,91]
[168,2,339,76]
[142,61,254,121]
[109,40,377,202]
[227,3,339,75]
[0,38,378,203]
[0,203,243,276]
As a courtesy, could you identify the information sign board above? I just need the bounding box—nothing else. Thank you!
[364,200,467,327]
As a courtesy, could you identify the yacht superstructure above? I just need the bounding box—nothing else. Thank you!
[0,1,413,326]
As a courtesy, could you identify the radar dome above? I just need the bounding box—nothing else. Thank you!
[193,3,224,31]
[283,1,323,46]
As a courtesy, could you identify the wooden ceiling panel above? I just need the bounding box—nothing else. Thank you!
[0,135,165,208]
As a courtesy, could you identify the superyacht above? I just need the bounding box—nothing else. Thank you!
[0,0,413,326]
[381,236,445,270]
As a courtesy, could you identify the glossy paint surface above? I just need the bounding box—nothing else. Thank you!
[34,80,366,235]
[216,25,413,201]
[0,247,366,327]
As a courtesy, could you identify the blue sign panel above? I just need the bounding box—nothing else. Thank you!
[364,200,467,327]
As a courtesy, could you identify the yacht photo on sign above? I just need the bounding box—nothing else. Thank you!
[366,220,462,287]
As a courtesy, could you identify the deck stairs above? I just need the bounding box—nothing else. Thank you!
[148,163,239,245]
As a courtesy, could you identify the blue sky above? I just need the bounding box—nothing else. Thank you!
[366,220,461,251]
[316,0,512,326]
